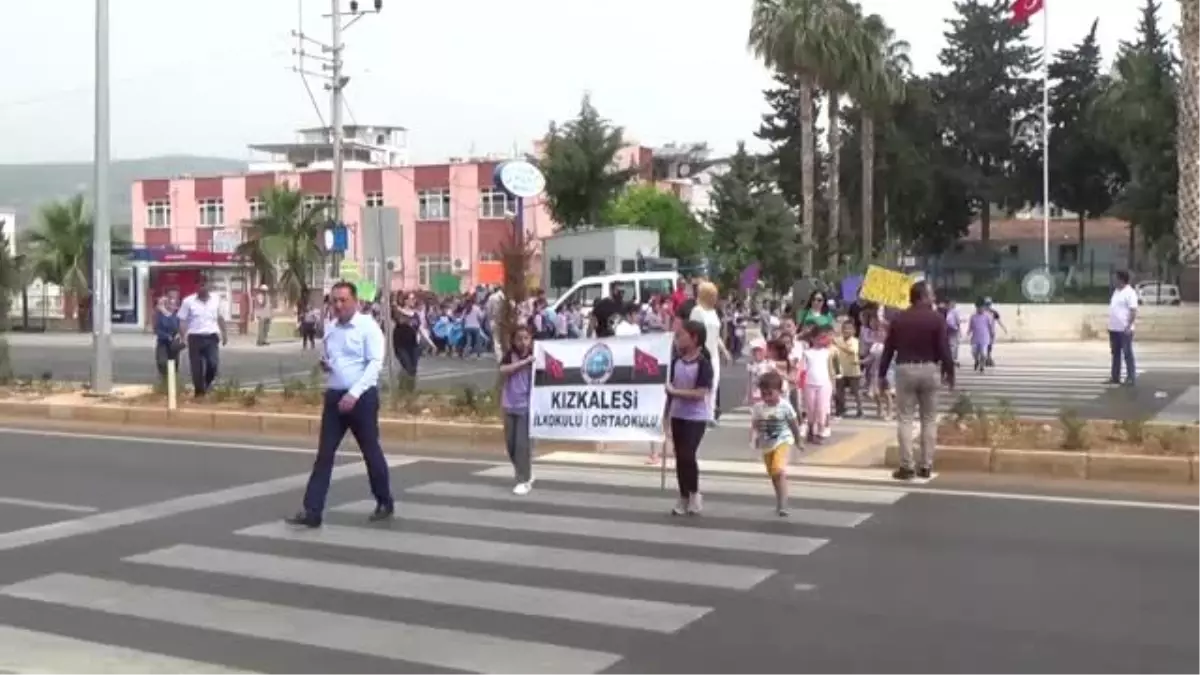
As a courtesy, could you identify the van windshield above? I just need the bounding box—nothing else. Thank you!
[562,282,603,308]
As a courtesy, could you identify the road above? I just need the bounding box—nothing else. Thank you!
[0,427,1194,673]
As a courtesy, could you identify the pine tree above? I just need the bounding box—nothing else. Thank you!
[933,0,1041,244]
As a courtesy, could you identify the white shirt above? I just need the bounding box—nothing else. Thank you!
[689,305,722,361]
[614,320,641,337]
[801,347,834,388]
[177,292,228,336]
[323,312,385,397]
[1108,285,1139,331]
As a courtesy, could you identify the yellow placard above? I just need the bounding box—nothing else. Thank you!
[339,259,361,282]
[860,265,916,309]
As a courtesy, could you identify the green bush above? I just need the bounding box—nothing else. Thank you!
[1118,415,1149,444]
[950,393,975,422]
[1058,407,1089,450]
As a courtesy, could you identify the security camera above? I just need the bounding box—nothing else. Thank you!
[349,0,358,11]
[375,0,383,10]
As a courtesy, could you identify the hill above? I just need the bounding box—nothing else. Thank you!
[0,155,245,233]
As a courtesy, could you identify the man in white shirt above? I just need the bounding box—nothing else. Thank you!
[614,303,642,337]
[1107,269,1139,386]
[176,277,229,397]
[287,281,394,528]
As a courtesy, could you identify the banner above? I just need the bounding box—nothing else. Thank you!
[860,265,917,309]
[531,333,672,442]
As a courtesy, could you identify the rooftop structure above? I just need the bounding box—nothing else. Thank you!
[248,125,409,172]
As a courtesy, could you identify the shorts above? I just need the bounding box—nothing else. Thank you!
[762,442,790,476]
[840,375,861,389]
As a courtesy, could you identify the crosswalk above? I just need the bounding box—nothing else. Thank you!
[0,465,911,673]
[720,362,1122,427]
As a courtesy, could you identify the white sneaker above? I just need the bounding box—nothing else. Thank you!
[687,493,703,515]
[512,482,532,496]
[821,428,832,439]
[798,422,809,437]
[671,497,688,515]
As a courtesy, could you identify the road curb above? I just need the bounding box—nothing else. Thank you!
[884,444,1196,485]
[0,400,598,454]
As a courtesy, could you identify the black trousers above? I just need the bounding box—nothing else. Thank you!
[670,417,708,497]
[301,388,393,516]
[186,334,220,395]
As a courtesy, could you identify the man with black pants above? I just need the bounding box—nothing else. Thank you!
[287,281,394,528]
[176,276,228,397]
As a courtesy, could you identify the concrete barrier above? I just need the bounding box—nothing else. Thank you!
[990,304,1198,343]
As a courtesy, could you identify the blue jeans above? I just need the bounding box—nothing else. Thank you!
[186,333,220,395]
[1108,330,1136,383]
[462,327,484,356]
[301,387,393,517]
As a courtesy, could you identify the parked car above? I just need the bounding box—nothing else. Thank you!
[1135,281,1183,306]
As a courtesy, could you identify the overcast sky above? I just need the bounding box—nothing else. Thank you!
[0,0,1181,165]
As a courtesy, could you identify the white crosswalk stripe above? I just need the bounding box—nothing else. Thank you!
[720,363,1119,426]
[0,465,909,673]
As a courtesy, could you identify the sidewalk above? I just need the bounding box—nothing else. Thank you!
[1,332,300,352]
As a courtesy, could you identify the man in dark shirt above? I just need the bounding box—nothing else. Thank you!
[591,288,624,338]
[879,281,955,480]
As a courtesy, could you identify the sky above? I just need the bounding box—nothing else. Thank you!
[0,0,1183,165]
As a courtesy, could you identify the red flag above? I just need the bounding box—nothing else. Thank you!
[543,351,565,380]
[633,348,661,377]
[1010,0,1044,24]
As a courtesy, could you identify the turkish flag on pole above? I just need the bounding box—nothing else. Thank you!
[1010,0,1044,24]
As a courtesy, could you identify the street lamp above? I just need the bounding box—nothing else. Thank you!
[91,0,113,394]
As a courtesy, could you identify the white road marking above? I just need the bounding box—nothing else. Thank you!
[333,501,828,555]
[0,624,250,674]
[237,522,774,590]
[0,459,414,552]
[0,574,622,674]
[0,497,98,514]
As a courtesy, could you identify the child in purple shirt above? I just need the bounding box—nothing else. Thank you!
[967,302,995,373]
[499,326,536,494]
[666,319,715,516]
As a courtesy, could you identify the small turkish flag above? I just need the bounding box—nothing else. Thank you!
[1010,0,1044,24]
[633,348,661,377]
[544,351,565,380]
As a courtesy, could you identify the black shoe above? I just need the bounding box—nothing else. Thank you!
[892,467,915,480]
[916,467,932,479]
[285,511,321,528]
[368,503,395,522]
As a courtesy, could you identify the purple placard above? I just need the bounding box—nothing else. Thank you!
[841,275,863,303]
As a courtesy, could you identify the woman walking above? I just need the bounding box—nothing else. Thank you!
[666,320,715,516]
[153,296,182,380]
[688,282,729,425]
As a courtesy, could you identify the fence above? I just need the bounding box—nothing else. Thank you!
[922,261,1184,304]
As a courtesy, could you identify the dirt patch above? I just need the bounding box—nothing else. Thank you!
[938,416,1199,457]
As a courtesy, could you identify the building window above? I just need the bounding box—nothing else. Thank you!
[620,259,637,273]
[478,188,515,219]
[198,199,224,227]
[478,250,501,262]
[417,189,450,220]
[303,194,332,215]
[364,257,382,284]
[549,258,573,293]
[113,268,135,311]
[146,200,171,228]
[418,255,453,286]
[365,191,384,208]
[582,258,607,277]
[248,197,267,220]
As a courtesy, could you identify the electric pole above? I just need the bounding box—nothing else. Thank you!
[293,0,382,285]
[91,0,113,394]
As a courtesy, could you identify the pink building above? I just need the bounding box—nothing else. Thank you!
[129,161,556,294]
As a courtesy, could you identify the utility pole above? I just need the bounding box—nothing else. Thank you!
[293,0,382,286]
[91,0,113,394]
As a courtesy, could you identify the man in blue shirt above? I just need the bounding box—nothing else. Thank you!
[287,281,394,528]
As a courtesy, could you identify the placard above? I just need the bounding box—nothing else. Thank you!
[860,265,917,309]
[530,333,672,442]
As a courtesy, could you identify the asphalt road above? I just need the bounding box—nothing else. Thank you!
[0,428,1195,673]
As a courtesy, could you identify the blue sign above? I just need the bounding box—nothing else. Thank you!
[324,223,349,253]
[494,160,546,199]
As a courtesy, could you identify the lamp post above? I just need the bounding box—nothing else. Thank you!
[91,0,113,394]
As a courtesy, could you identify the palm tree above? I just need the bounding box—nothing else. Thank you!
[1178,0,1199,281]
[24,195,98,331]
[0,231,20,331]
[236,185,330,317]
[749,0,847,275]
[850,12,911,263]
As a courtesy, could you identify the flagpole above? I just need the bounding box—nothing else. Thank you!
[1041,0,1050,269]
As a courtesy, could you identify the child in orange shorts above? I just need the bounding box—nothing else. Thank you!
[749,370,803,516]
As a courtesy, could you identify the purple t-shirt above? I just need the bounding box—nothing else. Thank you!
[668,353,715,421]
[968,312,994,348]
[501,350,533,412]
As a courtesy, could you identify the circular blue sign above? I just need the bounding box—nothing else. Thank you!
[581,343,615,385]
[494,160,546,199]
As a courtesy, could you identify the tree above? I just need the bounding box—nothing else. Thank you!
[1048,19,1124,267]
[706,143,799,293]
[601,184,706,262]
[24,195,101,332]
[1096,0,1178,266]
[0,232,18,332]
[1177,0,1199,278]
[934,0,1041,244]
[749,0,847,275]
[236,185,330,316]
[537,95,637,229]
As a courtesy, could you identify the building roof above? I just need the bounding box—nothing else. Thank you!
[247,138,385,154]
[295,124,408,134]
[964,216,1130,243]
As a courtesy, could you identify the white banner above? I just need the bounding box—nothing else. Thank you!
[530,333,673,442]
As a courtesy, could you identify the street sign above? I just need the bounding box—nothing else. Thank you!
[1021,268,1055,302]
[494,160,546,198]
[323,223,349,253]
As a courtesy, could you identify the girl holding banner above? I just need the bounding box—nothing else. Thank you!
[665,320,716,516]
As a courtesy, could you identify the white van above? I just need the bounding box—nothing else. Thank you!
[550,271,680,314]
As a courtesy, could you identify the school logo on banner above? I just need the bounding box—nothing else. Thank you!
[530,334,673,443]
